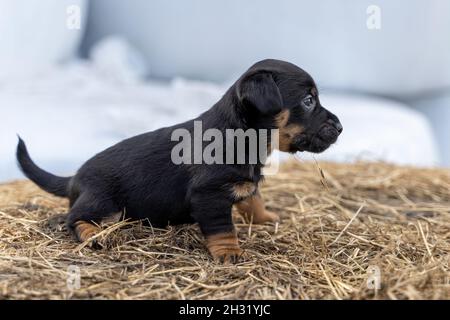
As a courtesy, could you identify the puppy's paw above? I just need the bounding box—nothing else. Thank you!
[252,210,280,224]
[74,221,103,250]
[87,239,104,250]
[206,231,243,264]
[212,247,244,264]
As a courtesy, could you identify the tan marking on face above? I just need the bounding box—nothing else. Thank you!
[232,182,257,199]
[274,110,304,152]
[275,109,290,127]
[206,230,242,262]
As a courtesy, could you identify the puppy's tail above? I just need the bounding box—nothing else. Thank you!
[16,136,71,198]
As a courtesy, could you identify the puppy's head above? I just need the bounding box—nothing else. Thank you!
[236,59,343,154]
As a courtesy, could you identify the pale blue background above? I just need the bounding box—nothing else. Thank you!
[0,0,449,183]
[81,0,450,164]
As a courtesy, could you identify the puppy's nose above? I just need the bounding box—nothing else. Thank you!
[326,119,343,134]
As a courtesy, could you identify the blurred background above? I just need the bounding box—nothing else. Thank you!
[1,0,449,182]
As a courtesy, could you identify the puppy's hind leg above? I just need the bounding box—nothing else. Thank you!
[66,192,121,249]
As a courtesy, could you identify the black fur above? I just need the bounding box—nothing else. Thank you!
[16,59,342,240]
[16,137,70,197]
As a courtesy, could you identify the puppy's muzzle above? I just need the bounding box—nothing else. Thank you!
[294,118,342,153]
[318,119,343,144]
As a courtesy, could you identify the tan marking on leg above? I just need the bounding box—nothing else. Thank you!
[232,182,257,199]
[74,221,101,248]
[206,231,243,263]
[235,192,279,224]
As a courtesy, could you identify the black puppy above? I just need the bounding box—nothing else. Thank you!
[16,59,342,262]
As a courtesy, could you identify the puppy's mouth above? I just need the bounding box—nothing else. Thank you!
[291,124,340,154]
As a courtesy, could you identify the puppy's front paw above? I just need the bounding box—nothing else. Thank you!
[212,247,244,264]
[206,231,243,264]
[253,210,280,224]
[235,194,280,225]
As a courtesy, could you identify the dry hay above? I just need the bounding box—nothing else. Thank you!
[0,161,449,300]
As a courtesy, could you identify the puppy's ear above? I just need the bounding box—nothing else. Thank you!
[237,71,283,114]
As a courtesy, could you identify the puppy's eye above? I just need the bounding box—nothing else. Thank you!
[302,95,316,110]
